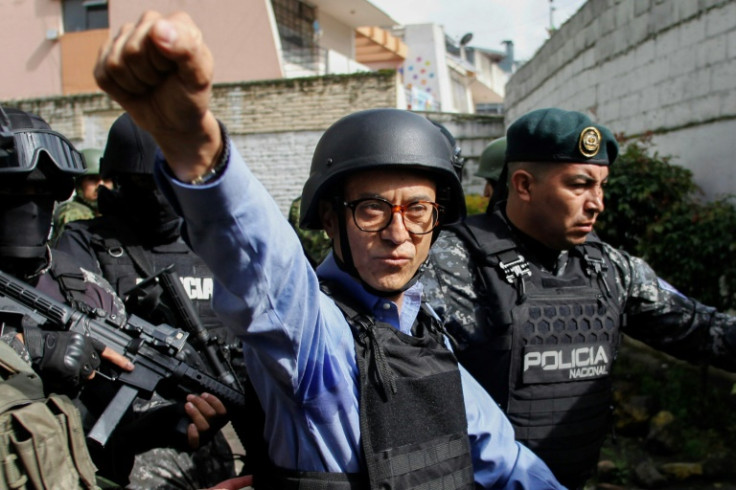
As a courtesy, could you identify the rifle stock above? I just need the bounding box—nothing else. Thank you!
[0,269,245,447]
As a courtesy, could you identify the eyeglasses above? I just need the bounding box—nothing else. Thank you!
[343,197,443,235]
[0,107,85,175]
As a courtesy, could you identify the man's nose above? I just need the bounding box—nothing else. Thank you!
[381,210,411,243]
[586,190,604,213]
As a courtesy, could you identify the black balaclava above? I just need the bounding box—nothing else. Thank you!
[0,108,76,279]
[97,177,182,243]
[0,169,72,279]
[98,113,182,244]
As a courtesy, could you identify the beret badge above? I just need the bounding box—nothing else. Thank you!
[578,127,601,158]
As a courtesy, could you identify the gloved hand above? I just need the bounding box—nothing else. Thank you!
[23,326,105,395]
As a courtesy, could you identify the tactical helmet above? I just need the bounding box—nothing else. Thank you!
[80,148,103,176]
[0,107,83,263]
[300,109,466,230]
[476,137,506,182]
[0,107,84,200]
[100,113,158,179]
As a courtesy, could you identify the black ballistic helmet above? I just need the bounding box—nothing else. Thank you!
[101,112,159,179]
[0,107,84,200]
[300,109,466,230]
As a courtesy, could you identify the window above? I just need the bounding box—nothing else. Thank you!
[271,0,316,49]
[62,0,109,33]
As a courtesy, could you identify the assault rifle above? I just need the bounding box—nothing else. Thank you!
[131,264,242,392]
[0,269,246,447]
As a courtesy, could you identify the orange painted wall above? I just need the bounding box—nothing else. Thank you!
[0,0,284,100]
[109,0,284,84]
[61,29,109,95]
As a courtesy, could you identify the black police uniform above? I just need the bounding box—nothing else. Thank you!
[54,112,237,489]
[56,215,226,342]
[55,215,238,489]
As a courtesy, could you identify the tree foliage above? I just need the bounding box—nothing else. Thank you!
[595,135,736,310]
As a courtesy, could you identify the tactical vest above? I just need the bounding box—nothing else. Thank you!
[257,285,475,490]
[447,210,624,489]
[0,340,98,490]
[68,218,222,336]
[46,250,124,323]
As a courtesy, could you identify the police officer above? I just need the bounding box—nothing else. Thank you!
[0,106,131,375]
[423,107,736,488]
[476,137,506,201]
[0,106,137,487]
[93,11,563,489]
[56,114,233,348]
[51,148,113,240]
[54,112,237,489]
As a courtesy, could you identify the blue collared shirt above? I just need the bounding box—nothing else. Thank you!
[155,140,563,489]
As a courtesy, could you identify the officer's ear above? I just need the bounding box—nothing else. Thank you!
[509,168,534,202]
[319,200,338,239]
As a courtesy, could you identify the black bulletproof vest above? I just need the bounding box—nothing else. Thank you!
[260,285,475,490]
[73,218,224,339]
[448,210,624,489]
[45,250,126,326]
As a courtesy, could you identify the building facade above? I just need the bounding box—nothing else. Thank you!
[0,0,405,100]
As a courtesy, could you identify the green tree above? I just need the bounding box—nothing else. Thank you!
[596,135,697,253]
[596,135,736,311]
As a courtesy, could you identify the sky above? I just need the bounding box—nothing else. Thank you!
[368,0,588,61]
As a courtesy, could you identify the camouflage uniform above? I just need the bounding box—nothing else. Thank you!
[288,196,332,267]
[424,222,736,364]
[52,196,96,240]
[423,211,736,488]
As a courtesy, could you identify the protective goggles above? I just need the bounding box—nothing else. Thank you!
[0,107,85,175]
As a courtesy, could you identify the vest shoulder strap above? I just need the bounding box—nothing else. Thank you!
[448,214,532,301]
[447,213,519,266]
[48,250,94,312]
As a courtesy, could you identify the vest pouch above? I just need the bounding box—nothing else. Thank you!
[507,290,619,489]
[0,433,28,490]
[46,395,98,488]
[9,399,85,490]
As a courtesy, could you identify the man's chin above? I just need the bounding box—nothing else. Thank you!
[370,275,412,294]
[565,234,589,248]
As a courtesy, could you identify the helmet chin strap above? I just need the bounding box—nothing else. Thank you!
[335,207,420,299]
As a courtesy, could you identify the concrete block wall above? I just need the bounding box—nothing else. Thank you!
[2,72,400,214]
[425,113,505,196]
[3,71,503,214]
[504,0,736,200]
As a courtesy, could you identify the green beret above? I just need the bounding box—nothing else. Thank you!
[506,108,618,165]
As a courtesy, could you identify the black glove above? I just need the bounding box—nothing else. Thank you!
[23,326,105,395]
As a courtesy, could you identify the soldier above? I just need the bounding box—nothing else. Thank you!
[52,148,113,240]
[54,113,237,489]
[0,105,133,488]
[423,107,736,489]
[476,137,506,201]
[0,106,130,373]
